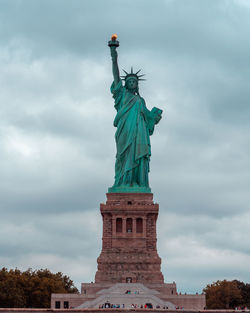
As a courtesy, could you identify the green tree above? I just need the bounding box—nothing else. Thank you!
[0,268,26,307]
[234,280,250,308]
[204,280,242,309]
[0,268,78,308]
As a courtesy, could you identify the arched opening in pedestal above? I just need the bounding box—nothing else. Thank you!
[122,272,137,283]
[126,218,132,233]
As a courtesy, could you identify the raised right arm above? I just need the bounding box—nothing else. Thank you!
[110,46,120,86]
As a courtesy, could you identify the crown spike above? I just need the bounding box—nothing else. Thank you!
[121,67,146,82]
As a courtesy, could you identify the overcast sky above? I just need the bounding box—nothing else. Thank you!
[0,0,250,294]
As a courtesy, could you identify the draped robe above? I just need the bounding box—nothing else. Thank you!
[111,80,161,189]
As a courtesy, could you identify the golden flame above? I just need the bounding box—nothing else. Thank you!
[111,33,118,41]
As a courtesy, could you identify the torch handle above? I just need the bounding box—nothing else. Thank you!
[108,40,119,48]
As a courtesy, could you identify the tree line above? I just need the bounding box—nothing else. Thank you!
[0,268,78,308]
[203,279,250,309]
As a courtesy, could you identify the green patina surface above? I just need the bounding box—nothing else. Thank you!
[108,37,162,193]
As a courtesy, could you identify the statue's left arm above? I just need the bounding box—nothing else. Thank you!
[142,99,163,135]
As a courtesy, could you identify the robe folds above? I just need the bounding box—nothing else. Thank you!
[111,80,162,188]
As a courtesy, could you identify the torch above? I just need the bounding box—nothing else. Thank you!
[108,33,119,48]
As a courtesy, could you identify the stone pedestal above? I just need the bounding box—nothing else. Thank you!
[95,193,164,284]
[51,193,206,310]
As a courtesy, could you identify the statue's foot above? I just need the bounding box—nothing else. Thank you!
[108,184,151,193]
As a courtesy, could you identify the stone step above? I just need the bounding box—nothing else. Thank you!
[77,283,175,309]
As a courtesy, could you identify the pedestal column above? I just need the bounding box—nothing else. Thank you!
[95,193,164,284]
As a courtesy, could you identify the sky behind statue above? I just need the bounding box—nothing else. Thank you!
[0,0,250,293]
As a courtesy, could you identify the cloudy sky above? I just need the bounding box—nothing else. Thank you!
[0,0,250,294]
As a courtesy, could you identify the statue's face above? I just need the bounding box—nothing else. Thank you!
[126,78,138,92]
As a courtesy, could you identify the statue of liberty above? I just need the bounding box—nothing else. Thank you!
[108,34,163,193]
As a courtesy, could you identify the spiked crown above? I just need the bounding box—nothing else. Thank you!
[120,67,146,82]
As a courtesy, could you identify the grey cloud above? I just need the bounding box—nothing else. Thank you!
[0,211,101,258]
[1,0,249,65]
[158,213,250,293]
